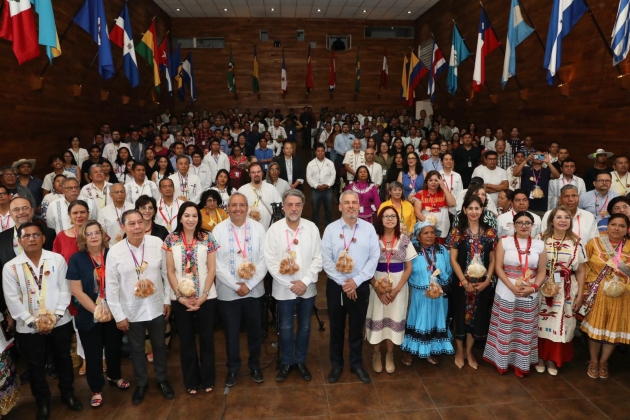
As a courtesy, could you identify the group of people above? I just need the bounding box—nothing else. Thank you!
[0,106,629,420]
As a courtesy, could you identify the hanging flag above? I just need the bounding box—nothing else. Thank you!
[544,0,587,85]
[281,49,287,94]
[0,0,39,64]
[380,47,388,89]
[228,44,236,93]
[428,41,447,103]
[73,0,115,79]
[137,21,160,91]
[447,23,471,95]
[408,51,428,106]
[30,0,61,63]
[253,45,260,94]
[355,46,361,94]
[156,36,170,93]
[612,0,630,66]
[306,45,314,93]
[401,53,409,104]
[109,4,139,88]
[170,45,182,99]
[472,7,500,92]
[328,51,336,93]
[502,0,534,88]
[181,52,196,103]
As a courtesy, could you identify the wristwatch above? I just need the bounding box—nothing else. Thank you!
[205,290,211,298]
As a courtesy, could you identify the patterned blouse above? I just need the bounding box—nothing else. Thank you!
[162,231,220,293]
[415,190,447,212]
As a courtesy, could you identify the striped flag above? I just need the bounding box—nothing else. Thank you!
[181,52,196,103]
[281,49,287,94]
[401,53,409,104]
[502,0,534,88]
[472,7,500,92]
[612,0,630,66]
[408,51,428,106]
[0,0,39,64]
[328,51,336,93]
[31,0,61,63]
[156,36,170,93]
[447,23,471,95]
[253,45,260,94]
[137,21,160,91]
[428,41,446,102]
[109,4,139,88]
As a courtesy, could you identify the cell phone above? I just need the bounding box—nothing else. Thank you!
[533,153,545,160]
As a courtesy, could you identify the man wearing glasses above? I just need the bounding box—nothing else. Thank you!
[98,184,129,245]
[422,142,444,173]
[579,173,619,223]
[0,166,36,209]
[46,178,99,233]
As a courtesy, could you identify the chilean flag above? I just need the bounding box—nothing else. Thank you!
[109,4,139,88]
[0,0,40,64]
[472,7,500,92]
[427,41,446,103]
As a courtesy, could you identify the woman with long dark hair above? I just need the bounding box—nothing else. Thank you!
[453,185,498,230]
[164,202,219,394]
[210,169,235,211]
[151,156,175,184]
[114,147,132,183]
[398,152,425,200]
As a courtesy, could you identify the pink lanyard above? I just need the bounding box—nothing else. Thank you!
[532,169,541,186]
[595,192,610,212]
[0,214,10,230]
[232,224,247,258]
[341,225,358,252]
[613,240,626,267]
[285,228,300,251]
[126,240,145,278]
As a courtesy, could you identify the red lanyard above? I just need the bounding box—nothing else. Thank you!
[27,264,44,288]
[514,236,532,278]
[575,215,581,238]
[446,173,453,191]
[341,225,358,251]
[232,223,247,258]
[88,250,106,298]
[182,232,197,273]
[382,235,398,274]
[0,214,10,230]
[595,192,610,212]
[159,199,179,226]
[421,246,435,271]
[285,228,300,251]
[561,177,573,186]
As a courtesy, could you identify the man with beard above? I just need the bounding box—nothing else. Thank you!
[237,163,281,231]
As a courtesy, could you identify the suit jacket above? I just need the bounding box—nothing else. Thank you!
[274,156,305,190]
[0,224,56,313]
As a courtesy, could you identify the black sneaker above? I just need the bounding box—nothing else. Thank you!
[251,368,264,383]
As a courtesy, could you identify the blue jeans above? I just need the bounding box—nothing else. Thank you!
[311,187,333,229]
[277,296,315,365]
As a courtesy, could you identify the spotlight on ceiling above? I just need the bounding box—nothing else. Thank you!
[175,8,180,11]
[224,8,228,11]
[407,10,412,14]
[363,9,367,12]
[317,8,321,12]
[270,8,275,11]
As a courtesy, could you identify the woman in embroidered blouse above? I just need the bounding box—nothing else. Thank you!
[68,221,129,408]
[366,207,415,374]
[453,185,498,231]
[199,189,227,232]
[418,138,430,162]
[398,153,425,201]
[229,145,248,190]
[211,170,236,211]
[401,221,454,366]
[344,166,381,223]
[62,151,82,182]
[151,156,175,184]
[580,213,630,379]
[378,182,416,236]
[413,171,456,244]
[447,195,497,370]
[483,211,547,378]
[165,202,219,394]
[536,206,586,376]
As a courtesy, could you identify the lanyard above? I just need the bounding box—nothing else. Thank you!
[115,204,126,228]
[232,223,247,258]
[285,227,300,252]
[13,228,22,254]
[250,184,261,206]
[421,246,435,271]
[88,250,106,298]
[561,176,574,186]
[178,173,188,193]
[382,235,398,274]
[24,260,48,306]
[126,239,145,279]
[0,214,11,231]
[514,235,532,278]
[532,168,541,186]
[613,171,629,193]
[182,232,197,273]
[159,199,179,226]
[342,224,358,251]
[595,192,610,212]
[135,183,147,197]
[575,214,581,238]
[444,173,453,191]
[612,239,626,267]
[548,235,566,272]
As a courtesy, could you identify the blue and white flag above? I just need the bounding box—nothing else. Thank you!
[447,23,470,95]
[181,52,196,103]
[73,0,115,80]
[612,0,630,66]
[543,0,588,85]
[502,0,534,88]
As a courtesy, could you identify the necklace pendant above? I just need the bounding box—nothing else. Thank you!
[166,223,171,231]
[293,239,299,245]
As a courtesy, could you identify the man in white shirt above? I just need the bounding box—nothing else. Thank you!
[41,155,76,196]
[471,150,509,207]
[203,139,230,181]
[548,158,586,209]
[213,193,267,387]
[46,178,99,233]
[102,130,125,166]
[508,151,525,190]
[3,222,82,417]
[105,210,173,405]
[80,164,112,209]
[307,144,336,229]
[169,156,202,204]
[541,185,599,244]
[98,183,128,245]
[126,162,160,204]
[364,147,383,188]
[190,151,212,191]
[264,190,322,382]
[497,189,542,238]
[154,178,185,233]
[610,155,630,196]
[238,163,282,231]
[342,139,366,182]
[318,122,333,154]
[405,126,422,149]
[269,117,287,143]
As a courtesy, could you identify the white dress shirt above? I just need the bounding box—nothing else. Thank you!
[610,171,630,196]
[191,163,213,191]
[41,171,76,192]
[154,198,185,233]
[97,203,129,245]
[541,208,599,245]
[268,179,291,196]
[342,150,366,181]
[168,172,202,204]
[365,161,383,186]
[213,218,267,301]
[105,236,170,323]
[46,197,100,233]
[306,157,336,189]
[0,211,15,233]
[497,210,542,239]
[264,218,322,301]
[102,142,125,165]
[125,179,161,204]
[439,169,464,215]
[471,165,508,207]
[2,250,71,333]
[269,126,287,141]
[548,176,586,209]
[237,183,282,231]
[202,151,230,181]
[80,182,112,209]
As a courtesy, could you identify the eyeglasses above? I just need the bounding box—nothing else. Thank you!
[10,206,31,213]
[1,173,15,177]
[595,179,612,183]
[206,198,217,203]
[110,190,125,194]
[514,221,533,227]
[84,231,103,237]
[382,215,398,220]
[553,215,572,220]
[21,233,42,240]
[139,206,154,212]
[0,192,7,197]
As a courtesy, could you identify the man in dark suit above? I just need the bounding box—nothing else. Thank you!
[275,142,305,191]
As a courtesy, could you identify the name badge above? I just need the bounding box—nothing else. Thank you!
[468,161,472,168]
[554,272,562,284]
[360,206,364,213]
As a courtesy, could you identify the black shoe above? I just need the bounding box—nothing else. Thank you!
[61,395,83,411]
[350,367,371,383]
[132,384,148,405]
[251,368,264,383]
[157,381,175,400]
[296,363,312,381]
[328,367,342,383]
[36,403,50,420]
[275,364,292,382]
[45,363,58,379]
[225,372,237,387]
[19,370,29,385]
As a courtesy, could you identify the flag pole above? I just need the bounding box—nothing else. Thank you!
[515,0,547,51]
[77,52,100,86]
[429,36,457,101]
[581,0,623,75]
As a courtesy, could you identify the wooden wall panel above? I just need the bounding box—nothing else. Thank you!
[170,18,414,114]
[0,0,170,178]
[413,0,630,173]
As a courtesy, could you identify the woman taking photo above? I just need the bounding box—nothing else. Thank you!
[398,153,425,202]
[446,195,498,370]
[151,156,175,184]
[265,162,290,196]
[378,181,416,235]
[535,206,586,376]
[344,166,381,223]
[366,207,415,374]
[580,213,630,379]
[413,171,456,245]
[135,195,169,241]
[198,189,227,232]
[229,145,248,190]
[164,202,219,394]
[483,211,547,378]
[211,169,235,211]
[62,151,82,181]
[401,220,454,366]
[68,221,129,408]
